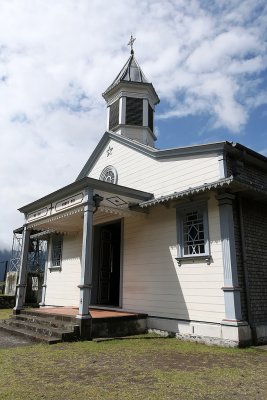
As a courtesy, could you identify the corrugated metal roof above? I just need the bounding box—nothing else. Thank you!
[139,177,235,207]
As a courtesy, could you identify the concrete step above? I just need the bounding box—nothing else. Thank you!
[3,308,148,342]
[20,309,76,323]
[3,318,78,340]
[15,314,76,330]
[0,322,62,344]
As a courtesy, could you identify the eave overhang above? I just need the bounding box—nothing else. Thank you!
[18,176,153,215]
[224,142,267,171]
[103,81,160,106]
[13,226,24,234]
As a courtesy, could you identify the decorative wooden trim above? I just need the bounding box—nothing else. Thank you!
[19,175,152,214]
[55,192,83,212]
[27,207,48,222]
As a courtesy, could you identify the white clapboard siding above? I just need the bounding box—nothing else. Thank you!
[122,193,225,323]
[89,139,221,197]
[45,232,82,307]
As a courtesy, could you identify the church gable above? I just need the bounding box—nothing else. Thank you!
[83,133,222,198]
[86,135,158,190]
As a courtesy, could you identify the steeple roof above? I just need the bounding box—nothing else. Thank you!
[103,53,150,95]
[102,52,159,104]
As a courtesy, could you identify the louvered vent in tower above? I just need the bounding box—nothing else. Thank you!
[126,97,143,126]
[109,99,119,130]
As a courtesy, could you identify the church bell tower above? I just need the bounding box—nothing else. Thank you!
[102,36,160,147]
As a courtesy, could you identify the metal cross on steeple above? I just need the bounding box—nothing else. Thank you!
[128,34,136,54]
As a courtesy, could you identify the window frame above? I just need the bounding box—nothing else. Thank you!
[49,234,63,271]
[176,200,211,266]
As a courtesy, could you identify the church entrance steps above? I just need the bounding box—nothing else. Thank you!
[0,310,79,344]
[0,308,148,344]
[0,322,62,345]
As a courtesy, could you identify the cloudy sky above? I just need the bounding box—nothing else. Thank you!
[0,0,267,251]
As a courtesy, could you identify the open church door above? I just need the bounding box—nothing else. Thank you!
[92,221,121,307]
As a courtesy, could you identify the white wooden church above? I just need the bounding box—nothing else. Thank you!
[10,43,267,346]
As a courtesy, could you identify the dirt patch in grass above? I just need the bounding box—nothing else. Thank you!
[136,351,241,371]
[135,346,267,372]
[0,336,266,400]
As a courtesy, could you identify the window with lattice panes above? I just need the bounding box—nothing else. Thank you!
[183,210,205,255]
[176,202,210,264]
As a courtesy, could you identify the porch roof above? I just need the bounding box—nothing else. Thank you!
[139,176,267,208]
[18,176,153,214]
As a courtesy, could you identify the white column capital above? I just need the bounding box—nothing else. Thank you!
[217,193,235,205]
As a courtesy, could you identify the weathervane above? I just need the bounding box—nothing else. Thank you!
[128,33,136,54]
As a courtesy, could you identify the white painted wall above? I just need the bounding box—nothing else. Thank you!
[44,193,225,326]
[122,193,225,323]
[88,139,221,198]
[45,232,82,306]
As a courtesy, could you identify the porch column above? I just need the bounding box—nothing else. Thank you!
[217,194,242,322]
[39,238,50,306]
[76,187,94,339]
[13,226,30,314]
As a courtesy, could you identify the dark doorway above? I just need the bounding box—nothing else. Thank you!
[25,272,44,305]
[91,221,121,307]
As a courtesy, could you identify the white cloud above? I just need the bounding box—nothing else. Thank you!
[157,1,267,131]
[0,0,266,249]
[185,29,262,73]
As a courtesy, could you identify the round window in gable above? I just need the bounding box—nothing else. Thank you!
[99,165,118,184]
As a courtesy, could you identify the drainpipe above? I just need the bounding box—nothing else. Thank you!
[238,195,255,344]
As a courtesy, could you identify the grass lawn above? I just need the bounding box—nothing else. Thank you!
[0,309,266,400]
[0,308,12,320]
